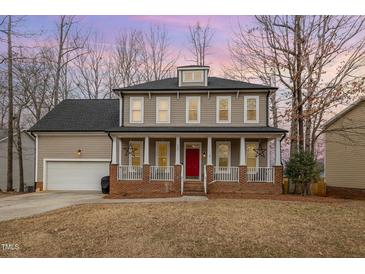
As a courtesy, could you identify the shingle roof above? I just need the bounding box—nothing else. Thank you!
[29,99,119,132]
[106,126,287,133]
[114,77,277,92]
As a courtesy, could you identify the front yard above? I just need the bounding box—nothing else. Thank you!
[0,198,364,257]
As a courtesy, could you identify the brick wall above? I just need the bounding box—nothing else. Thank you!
[109,164,181,198]
[273,166,283,185]
[327,186,365,199]
[238,165,247,184]
[208,182,281,195]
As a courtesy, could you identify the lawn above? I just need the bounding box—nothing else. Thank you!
[0,198,364,257]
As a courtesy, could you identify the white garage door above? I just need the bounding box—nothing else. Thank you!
[46,161,109,191]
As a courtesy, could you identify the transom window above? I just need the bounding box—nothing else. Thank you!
[129,141,143,166]
[216,96,231,123]
[130,97,144,123]
[186,96,200,123]
[156,97,170,123]
[156,141,170,166]
[246,143,258,168]
[216,142,231,167]
[244,96,259,123]
[183,71,203,82]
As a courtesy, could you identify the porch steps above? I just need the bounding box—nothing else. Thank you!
[183,181,206,196]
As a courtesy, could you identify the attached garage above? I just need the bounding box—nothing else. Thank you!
[44,160,110,191]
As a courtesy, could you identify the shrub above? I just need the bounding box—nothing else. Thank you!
[285,151,320,195]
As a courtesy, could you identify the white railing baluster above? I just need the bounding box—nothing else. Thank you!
[118,165,143,181]
[247,167,274,183]
[150,166,174,181]
[213,167,239,182]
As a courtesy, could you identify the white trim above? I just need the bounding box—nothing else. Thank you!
[244,96,259,124]
[183,142,202,181]
[35,134,38,182]
[185,96,201,124]
[129,96,144,124]
[215,141,231,168]
[118,138,122,165]
[267,139,271,167]
[155,141,170,166]
[30,132,108,136]
[246,142,259,168]
[112,136,117,164]
[175,136,180,165]
[216,95,231,123]
[156,96,171,124]
[240,137,246,166]
[42,158,110,191]
[207,137,212,165]
[128,141,143,166]
[275,137,281,166]
[144,136,149,165]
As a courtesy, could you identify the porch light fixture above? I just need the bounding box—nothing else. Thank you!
[202,151,206,158]
[77,149,82,156]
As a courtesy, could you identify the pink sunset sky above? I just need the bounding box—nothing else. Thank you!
[20,15,256,75]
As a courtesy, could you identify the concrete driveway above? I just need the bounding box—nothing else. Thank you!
[0,191,104,222]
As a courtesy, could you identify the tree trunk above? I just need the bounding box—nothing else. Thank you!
[295,16,304,152]
[270,91,278,127]
[7,15,13,192]
[16,115,24,192]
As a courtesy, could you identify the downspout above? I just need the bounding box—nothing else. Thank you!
[107,132,113,165]
[266,91,270,127]
[280,132,286,166]
[30,131,37,191]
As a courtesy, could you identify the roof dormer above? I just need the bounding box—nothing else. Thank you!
[177,65,209,87]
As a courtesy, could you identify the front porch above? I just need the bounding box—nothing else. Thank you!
[108,134,284,197]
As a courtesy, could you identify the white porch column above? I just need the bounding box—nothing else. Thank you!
[144,136,149,165]
[240,137,246,166]
[275,137,281,166]
[175,136,180,165]
[267,139,271,167]
[112,136,117,164]
[207,137,212,165]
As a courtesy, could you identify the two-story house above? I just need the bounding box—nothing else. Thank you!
[29,65,287,197]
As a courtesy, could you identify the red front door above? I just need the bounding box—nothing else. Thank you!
[186,148,200,177]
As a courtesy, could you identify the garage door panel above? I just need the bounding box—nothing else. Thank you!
[46,161,109,191]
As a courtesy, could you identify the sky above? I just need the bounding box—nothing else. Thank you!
[18,15,255,76]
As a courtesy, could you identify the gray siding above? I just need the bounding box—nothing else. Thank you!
[0,133,35,192]
[123,92,267,127]
[37,134,111,182]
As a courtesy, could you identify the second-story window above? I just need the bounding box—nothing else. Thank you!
[216,96,231,123]
[156,97,170,123]
[244,96,259,123]
[186,96,200,123]
[183,71,203,82]
[130,97,144,123]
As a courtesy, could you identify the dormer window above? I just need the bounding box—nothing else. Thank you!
[182,70,203,82]
[178,65,209,87]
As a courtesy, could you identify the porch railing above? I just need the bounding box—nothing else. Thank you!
[213,166,239,182]
[150,166,174,181]
[247,167,274,183]
[118,165,143,180]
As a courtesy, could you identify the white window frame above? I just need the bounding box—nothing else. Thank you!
[129,97,144,124]
[216,141,231,168]
[182,70,203,83]
[244,96,259,123]
[128,141,143,166]
[185,96,201,124]
[156,97,171,124]
[155,141,170,166]
[216,96,231,123]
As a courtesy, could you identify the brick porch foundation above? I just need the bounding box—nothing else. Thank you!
[326,186,365,199]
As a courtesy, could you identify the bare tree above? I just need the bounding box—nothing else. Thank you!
[187,21,214,66]
[112,29,144,87]
[229,16,365,156]
[141,25,178,81]
[52,16,87,105]
[73,34,107,99]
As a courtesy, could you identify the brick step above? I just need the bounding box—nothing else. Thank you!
[183,191,206,196]
[183,182,204,192]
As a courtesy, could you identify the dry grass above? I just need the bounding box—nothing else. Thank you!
[0,199,364,258]
[0,192,26,199]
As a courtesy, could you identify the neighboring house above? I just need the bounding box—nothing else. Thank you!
[29,65,287,197]
[0,129,35,192]
[324,98,365,197]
